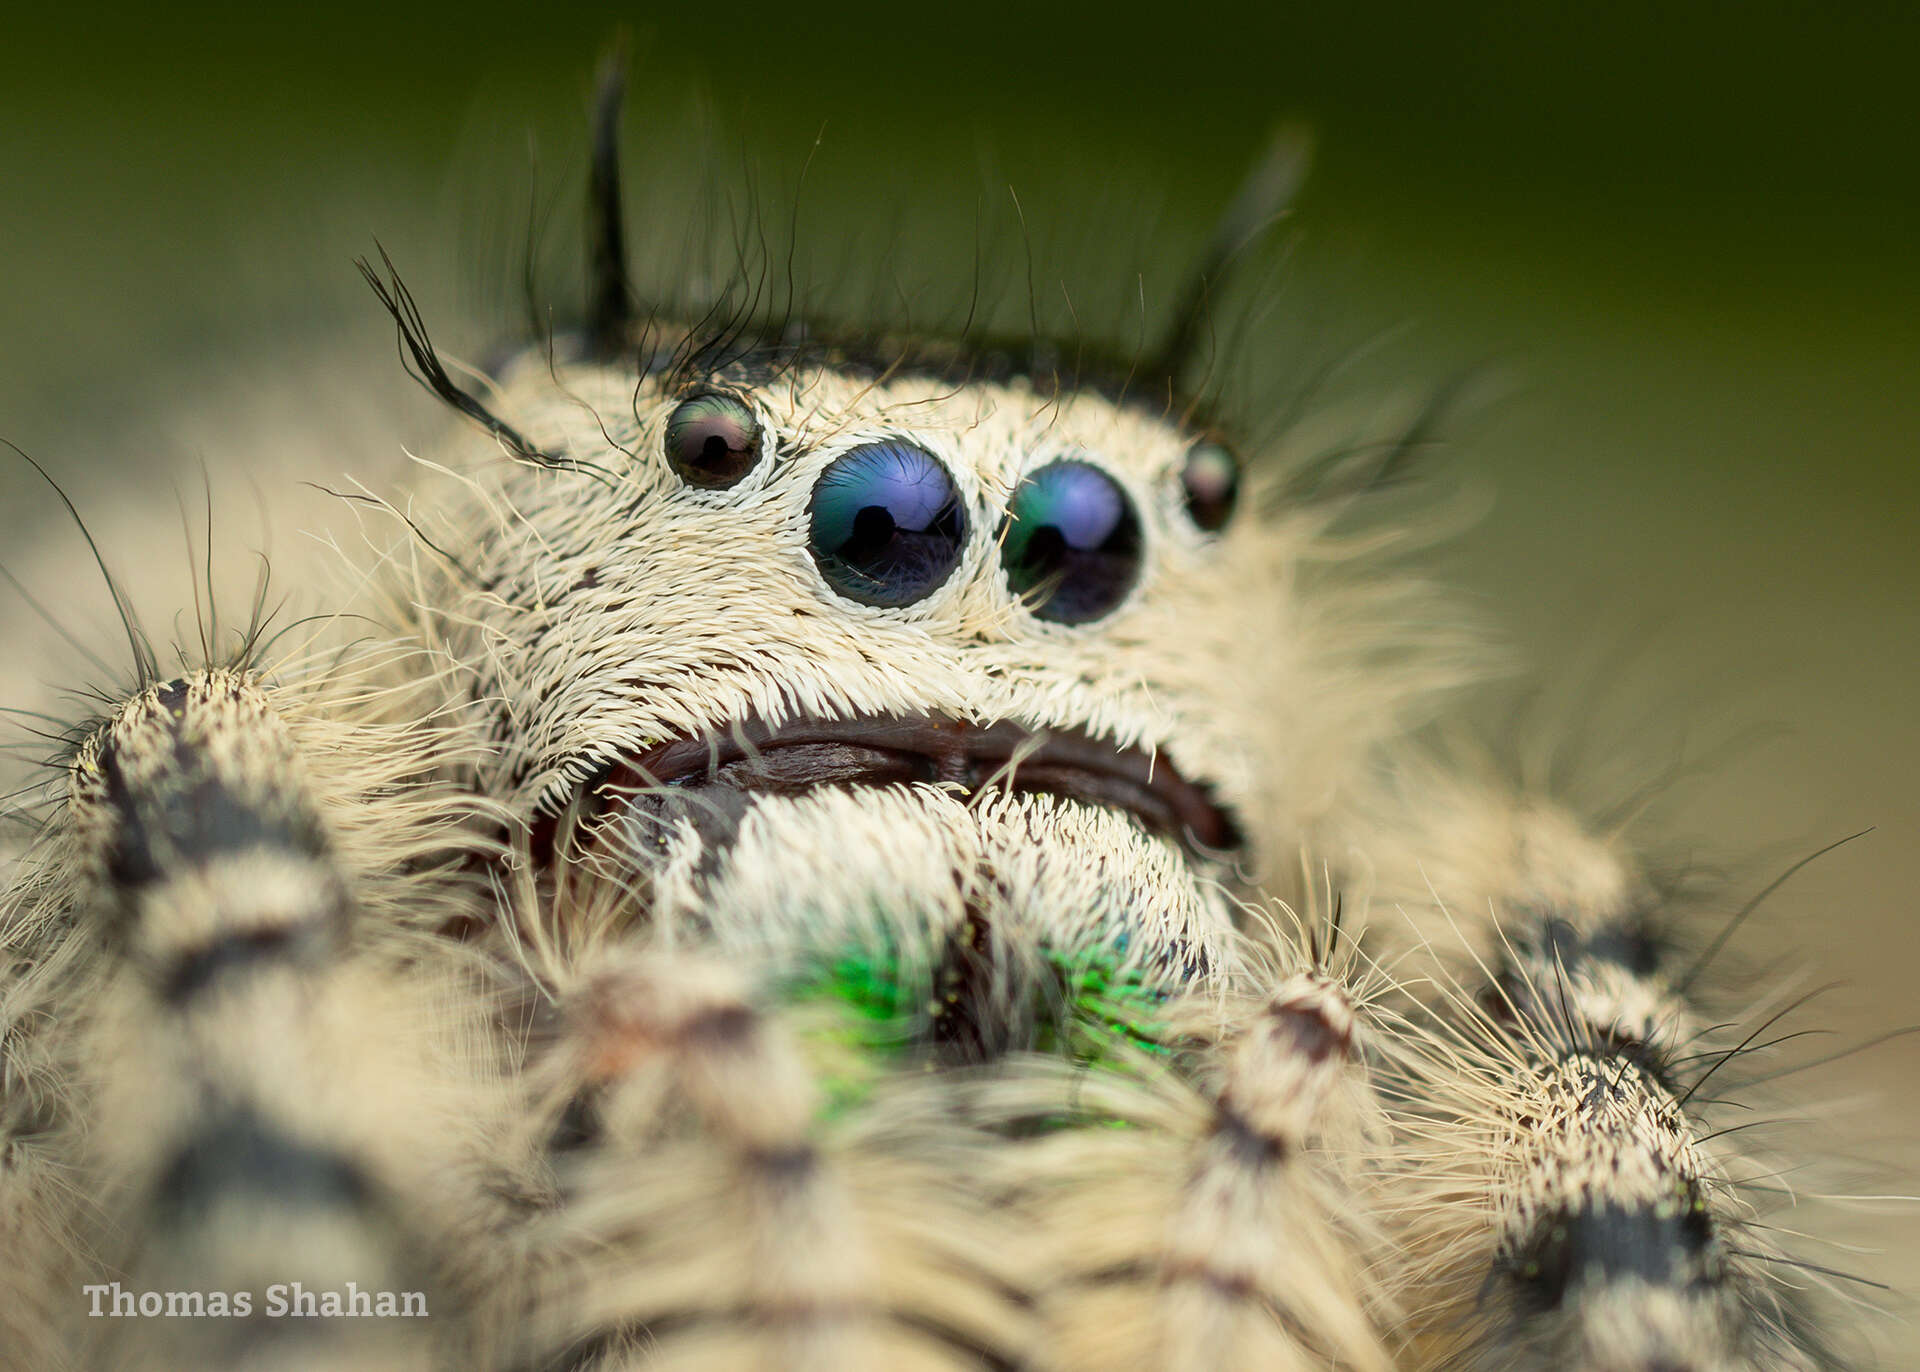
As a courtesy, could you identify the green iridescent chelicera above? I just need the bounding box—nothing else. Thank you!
[788,941,1168,1072]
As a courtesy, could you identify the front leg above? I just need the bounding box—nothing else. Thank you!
[58,668,484,1370]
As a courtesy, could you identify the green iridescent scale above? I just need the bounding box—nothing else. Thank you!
[786,944,1171,1118]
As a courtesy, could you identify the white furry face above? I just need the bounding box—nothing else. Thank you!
[438,350,1301,990]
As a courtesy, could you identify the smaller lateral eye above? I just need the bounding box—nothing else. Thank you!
[1179,439,1240,532]
[664,393,762,489]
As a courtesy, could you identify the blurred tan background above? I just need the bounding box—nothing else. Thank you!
[3,2,1915,1354]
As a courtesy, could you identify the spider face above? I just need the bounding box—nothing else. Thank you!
[465,351,1277,995]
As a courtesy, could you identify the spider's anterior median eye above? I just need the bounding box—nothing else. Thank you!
[808,441,967,607]
[1179,439,1239,532]
[664,393,762,489]
[1001,459,1142,624]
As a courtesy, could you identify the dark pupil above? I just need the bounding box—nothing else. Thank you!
[1181,441,1239,531]
[665,395,760,489]
[809,441,967,607]
[1001,459,1142,623]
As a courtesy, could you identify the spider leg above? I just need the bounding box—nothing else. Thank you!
[502,947,1037,1371]
[59,668,482,1370]
[1378,785,1844,1370]
[1011,969,1394,1372]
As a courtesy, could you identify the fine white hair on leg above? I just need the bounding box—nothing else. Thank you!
[1369,779,1856,1370]
[51,670,488,1370]
[502,949,1038,1371]
[967,957,1393,1372]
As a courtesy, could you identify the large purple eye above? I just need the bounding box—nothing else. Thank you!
[665,392,761,489]
[809,441,968,607]
[1000,459,1142,624]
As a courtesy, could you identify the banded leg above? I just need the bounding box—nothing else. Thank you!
[1382,788,1845,1370]
[1010,971,1394,1372]
[64,670,475,1371]
[507,950,1037,1371]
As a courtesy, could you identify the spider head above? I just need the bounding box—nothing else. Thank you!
[436,335,1318,1005]
[383,85,1374,1018]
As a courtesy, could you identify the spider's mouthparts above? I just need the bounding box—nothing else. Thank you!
[599,714,1242,856]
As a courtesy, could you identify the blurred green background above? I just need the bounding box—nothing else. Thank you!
[3,0,1916,1333]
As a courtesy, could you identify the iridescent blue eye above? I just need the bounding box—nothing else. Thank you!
[1000,459,1142,623]
[808,441,967,607]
